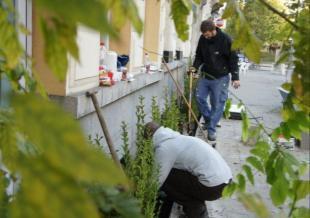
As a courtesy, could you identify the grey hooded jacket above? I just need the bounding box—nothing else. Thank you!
[153,127,232,187]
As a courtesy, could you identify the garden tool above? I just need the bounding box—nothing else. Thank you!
[86,91,123,169]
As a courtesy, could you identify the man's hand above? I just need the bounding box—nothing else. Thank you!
[231,80,240,89]
[187,67,196,75]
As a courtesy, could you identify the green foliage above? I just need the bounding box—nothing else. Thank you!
[242,165,254,185]
[0,1,23,70]
[242,0,288,44]
[87,184,142,218]
[241,111,249,143]
[292,207,310,218]
[238,193,271,218]
[224,98,232,119]
[162,92,181,131]
[151,96,161,124]
[180,71,200,131]
[0,172,9,218]
[121,96,159,218]
[170,0,191,41]
[121,121,133,178]
[0,94,128,218]
[223,0,262,63]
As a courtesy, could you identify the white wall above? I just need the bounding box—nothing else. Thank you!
[129,0,145,71]
[66,26,101,95]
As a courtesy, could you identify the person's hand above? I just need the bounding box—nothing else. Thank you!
[232,80,240,89]
[187,67,196,75]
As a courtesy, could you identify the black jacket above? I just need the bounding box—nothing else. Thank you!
[193,28,239,80]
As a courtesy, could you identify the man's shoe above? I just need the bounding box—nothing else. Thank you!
[208,132,217,141]
[216,122,221,128]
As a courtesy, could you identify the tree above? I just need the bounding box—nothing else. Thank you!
[242,0,288,44]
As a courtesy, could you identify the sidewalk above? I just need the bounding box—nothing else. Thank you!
[170,69,309,218]
[198,69,310,217]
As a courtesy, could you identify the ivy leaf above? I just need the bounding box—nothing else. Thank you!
[270,177,289,206]
[171,0,191,41]
[222,182,237,198]
[246,156,264,173]
[238,193,270,218]
[242,165,254,185]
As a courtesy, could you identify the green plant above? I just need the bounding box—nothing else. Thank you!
[121,96,159,218]
[151,96,161,124]
[88,134,104,151]
[86,184,142,218]
[162,91,181,131]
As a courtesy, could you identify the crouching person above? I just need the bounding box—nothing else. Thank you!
[145,122,232,218]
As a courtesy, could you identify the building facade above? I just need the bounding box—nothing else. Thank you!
[8,0,219,157]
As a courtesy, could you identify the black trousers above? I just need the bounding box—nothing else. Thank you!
[158,168,228,218]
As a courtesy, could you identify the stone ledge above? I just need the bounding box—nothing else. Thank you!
[50,60,186,118]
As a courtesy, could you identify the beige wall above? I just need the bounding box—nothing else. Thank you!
[32,7,66,96]
[144,0,161,63]
[109,21,131,55]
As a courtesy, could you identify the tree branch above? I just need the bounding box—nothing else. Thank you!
[257,0,301,31]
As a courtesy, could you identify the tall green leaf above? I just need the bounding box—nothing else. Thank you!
[237,174,246,191]
[246,156,264,173]
[222,182,237,198]
[171,0,191,41]
[242,165,254,185]
[270,177,289,206]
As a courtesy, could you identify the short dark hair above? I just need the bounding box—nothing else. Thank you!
[200,19,216,33]
[144,122,160,139]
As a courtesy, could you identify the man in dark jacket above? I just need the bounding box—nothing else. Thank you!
[192,19,240,141]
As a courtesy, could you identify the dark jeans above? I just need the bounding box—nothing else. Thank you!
[158,168,228,218]
[195,75,229,135]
